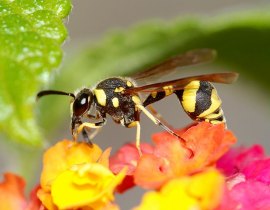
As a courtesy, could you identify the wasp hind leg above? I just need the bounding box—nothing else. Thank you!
[136,104,194,157]
[147,104,173,129]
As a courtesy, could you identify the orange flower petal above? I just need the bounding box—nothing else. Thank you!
[134,137,187,189]
[135,122,236,189]
[37,188,56,210]
[0,173,26,210]
[98,147,112,168]
[134,154,172,189]
[181,122,237,166]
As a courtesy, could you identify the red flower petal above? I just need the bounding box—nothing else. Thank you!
[110,143,154,175]
[115,175,135,193]
[110,143,154,192]
[26,185,42,210]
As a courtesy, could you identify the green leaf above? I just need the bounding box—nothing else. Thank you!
[39,9,270,132]
[0,0,71,146]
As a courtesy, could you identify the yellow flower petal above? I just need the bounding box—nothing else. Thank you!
[51,163,126,210]
[134,168,224,210]
[188,169,225,209]
[38,140,122,209]
[40,140,102,191]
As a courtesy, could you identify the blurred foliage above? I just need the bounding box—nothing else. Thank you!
[39,9,270,135]
[0,0,71,146]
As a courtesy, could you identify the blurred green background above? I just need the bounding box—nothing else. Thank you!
[0,1,270,209]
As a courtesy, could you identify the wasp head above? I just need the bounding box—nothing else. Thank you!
[37,88,94,137]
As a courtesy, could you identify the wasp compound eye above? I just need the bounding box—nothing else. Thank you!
[73,93,90,117]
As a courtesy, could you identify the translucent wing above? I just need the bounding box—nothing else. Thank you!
[124,72,239,93]
[132,49,217,81]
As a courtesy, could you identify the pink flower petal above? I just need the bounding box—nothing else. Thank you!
[243,159,270,184]
[217,145,265,176]
[229,180,270,210]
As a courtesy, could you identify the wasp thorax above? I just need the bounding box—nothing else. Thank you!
[73,88,93,117]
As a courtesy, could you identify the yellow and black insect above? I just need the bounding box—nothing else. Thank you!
[37,49,238,155]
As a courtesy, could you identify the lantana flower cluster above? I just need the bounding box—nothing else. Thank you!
[0,122,270,210]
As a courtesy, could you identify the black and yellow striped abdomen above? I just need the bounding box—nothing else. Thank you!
[143,80,226,125]
[175,81,226,125]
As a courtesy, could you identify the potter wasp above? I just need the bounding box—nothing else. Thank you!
[37,49,238,155]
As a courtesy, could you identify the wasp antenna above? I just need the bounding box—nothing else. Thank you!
[36,90,75,101]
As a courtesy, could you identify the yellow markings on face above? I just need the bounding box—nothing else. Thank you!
[132,95,141,105]
[163,85,174,96]
[181,81,200,113]
[112,97,119,108]
[198,88,222,118]
[126,80,133,87]
[93,89,107,106]
[114,87,125,93]
[151,91,157,98]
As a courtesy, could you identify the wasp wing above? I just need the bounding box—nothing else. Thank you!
[125,72,239,93]
[132,49,217,81]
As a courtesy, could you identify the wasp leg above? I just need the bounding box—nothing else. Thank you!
[87,112,102,120]
[147,104,173,129]
[136,104,194,157]
[81,128,93,146]
[86,114,96,119]
[143,91,175,129]
[82,113,103,144]
[89,127,103,140]
[137,104,181,139]
[134,121,142,156]
[75,119,106,144]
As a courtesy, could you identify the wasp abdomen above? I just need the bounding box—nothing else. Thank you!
[143,85,174,107]
[175,81,226,125]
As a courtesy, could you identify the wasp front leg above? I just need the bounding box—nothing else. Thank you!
[81,112,106,142]
[86,111,102,120]
[72,118,106,145]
